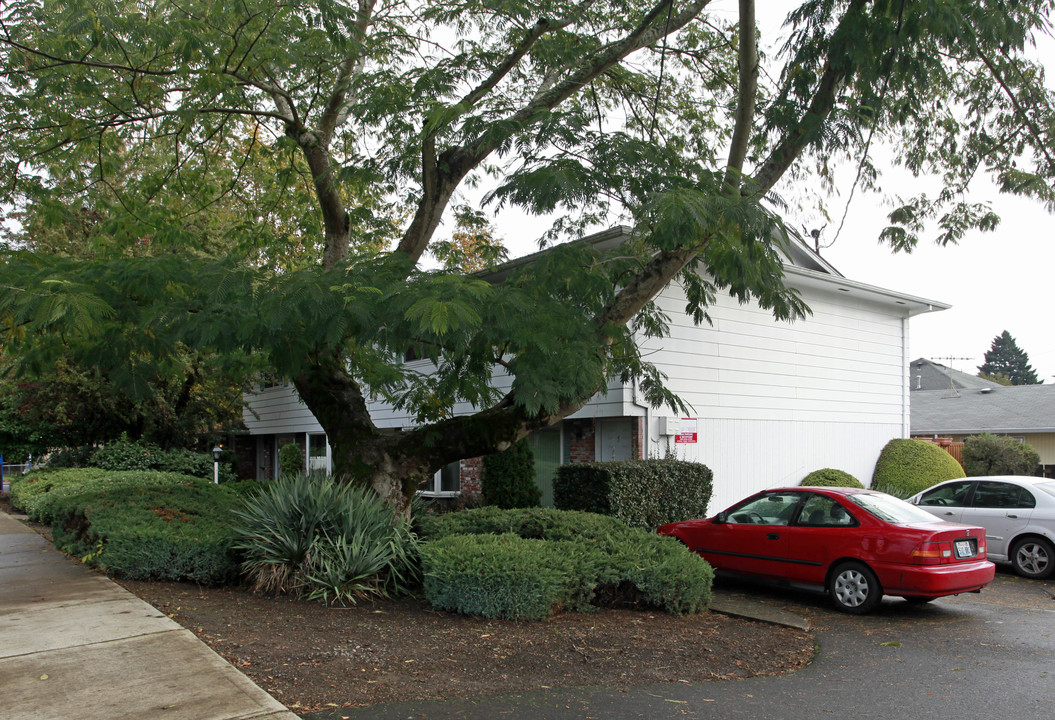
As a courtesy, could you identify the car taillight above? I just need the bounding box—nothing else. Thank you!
[977,536,986,555]
[911,541,954,565]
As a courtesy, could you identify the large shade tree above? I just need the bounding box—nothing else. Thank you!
[2,1,1054,512]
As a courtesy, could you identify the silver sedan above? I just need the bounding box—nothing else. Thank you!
[908,475,1055,579]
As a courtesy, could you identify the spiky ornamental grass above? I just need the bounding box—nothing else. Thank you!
[232,474,420,605]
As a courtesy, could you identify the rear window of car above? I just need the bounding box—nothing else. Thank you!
[1035,482,1055,500]
[847,492,943,524]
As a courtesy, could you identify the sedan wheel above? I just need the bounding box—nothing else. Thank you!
[1010,537,1055,579]
[829,561,882,614]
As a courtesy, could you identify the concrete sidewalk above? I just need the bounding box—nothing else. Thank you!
[0,510,299,720]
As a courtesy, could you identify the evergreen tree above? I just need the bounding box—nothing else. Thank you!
[978,331,1043,385]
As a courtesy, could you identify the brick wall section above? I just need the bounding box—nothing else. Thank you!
[568,419,596,463]
[459,457,483,500]
[633,417,644,460]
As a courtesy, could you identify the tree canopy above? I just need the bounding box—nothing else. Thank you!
[978,330,1044,385]
[2,1,1054,510]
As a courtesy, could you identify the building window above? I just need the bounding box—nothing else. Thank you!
[419,461,460,496]
[308,434,328,474]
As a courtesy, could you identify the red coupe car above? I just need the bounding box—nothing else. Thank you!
[657,487,996,613]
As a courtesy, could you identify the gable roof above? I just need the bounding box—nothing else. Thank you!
[489,226,948,317]
[909,358,1002,392]
[911,383,1055,435]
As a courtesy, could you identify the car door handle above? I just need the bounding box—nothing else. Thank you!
[1007,514,1018,519]
[942,511,955,516]
[766,533,780,540]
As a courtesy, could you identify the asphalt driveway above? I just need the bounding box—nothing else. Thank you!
[315,568,1054,719]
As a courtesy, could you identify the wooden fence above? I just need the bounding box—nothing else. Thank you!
[914,437,964,468]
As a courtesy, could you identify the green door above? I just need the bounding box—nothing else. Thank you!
[528,427,562,508]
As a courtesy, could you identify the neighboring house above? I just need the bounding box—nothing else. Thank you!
[237,227,947,513]
[910,360,1055,478]
[908,357,1003,393]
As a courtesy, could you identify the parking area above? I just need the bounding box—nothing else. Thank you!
[326,569,1054,720]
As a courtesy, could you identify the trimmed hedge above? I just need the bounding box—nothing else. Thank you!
[871,438,966,496]
[10,468,242,585]
[418,506,631,542]
[419,507,713,620]
[554,459,712,529]
[801,468,864,488]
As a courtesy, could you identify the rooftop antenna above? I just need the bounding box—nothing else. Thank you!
[932,356,972,398]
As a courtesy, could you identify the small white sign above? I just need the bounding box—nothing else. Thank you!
[675,417,698,444]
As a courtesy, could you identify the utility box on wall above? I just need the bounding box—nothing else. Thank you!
[659,417,679,436]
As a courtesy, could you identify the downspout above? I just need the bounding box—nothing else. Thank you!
[901,316,911,438]
[631,380,652,460]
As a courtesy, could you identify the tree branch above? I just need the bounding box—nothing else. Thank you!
[724,0,757,188]
[395,0,715,265]
[317,0,377,145]
[750,0,868,196]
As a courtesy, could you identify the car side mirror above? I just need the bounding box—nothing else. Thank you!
[713,511,728,525]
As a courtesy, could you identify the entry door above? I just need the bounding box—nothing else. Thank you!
[596,419,633,462]
[527,427,562,507]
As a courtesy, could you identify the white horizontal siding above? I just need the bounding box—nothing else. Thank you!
[651,418,898,513]
[644,279,906,425]
[243,385,322,434]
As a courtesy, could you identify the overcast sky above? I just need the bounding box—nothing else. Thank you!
[489,2,1055,383]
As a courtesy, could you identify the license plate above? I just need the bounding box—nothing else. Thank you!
[955,540,975,558]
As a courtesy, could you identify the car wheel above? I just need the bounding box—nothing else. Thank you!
[829,561,882,614]
[1010,537,1055,579]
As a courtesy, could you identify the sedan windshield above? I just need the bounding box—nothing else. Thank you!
[847,492,944,524]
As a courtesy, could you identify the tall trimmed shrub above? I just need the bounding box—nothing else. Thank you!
[482,440,540,508]
[871,438,965,496]
[278,442,305,476]
[554,459,712,529]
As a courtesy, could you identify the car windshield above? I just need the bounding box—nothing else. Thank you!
[1035,482,1055,500]
[847,492,943,524]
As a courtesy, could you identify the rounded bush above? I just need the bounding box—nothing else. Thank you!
[871,439,965,496]
[962,433,1040,476]
[801,468,863,488]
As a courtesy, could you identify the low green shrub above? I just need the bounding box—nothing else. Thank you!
[801,468,864,488]
[554,459,712,529]
[962,433,1041,476]
[20,468,243,585]
[871,438,965,496]
[232,474,419,605]
[419,507,713,620]
[421,534,583,621]
[482,441,541,509]
[9,468,111,518]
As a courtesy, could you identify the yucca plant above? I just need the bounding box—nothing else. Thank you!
[232,474,419,603]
